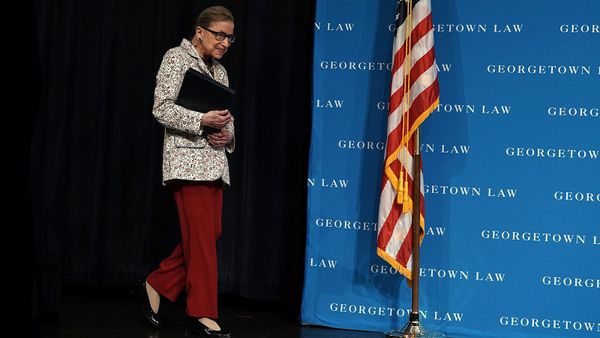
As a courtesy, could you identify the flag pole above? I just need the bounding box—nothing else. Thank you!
[387,129,445,338]
[404,128,423,336]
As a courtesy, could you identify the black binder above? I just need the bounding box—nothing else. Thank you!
[175,67,236,114]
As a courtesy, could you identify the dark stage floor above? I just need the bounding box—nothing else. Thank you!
[36,286,389,338]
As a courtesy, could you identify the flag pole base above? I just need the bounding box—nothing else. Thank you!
[385,313,446,338]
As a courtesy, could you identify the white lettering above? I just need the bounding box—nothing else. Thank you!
[559,24,600,33]
[548,106,599,118]
[321,179,349,188]
[329,303,428,318]
[493,24,523,33]
[315,218,378,232]
[474,271,506,282]
[420,268,469,280]
[500,316,600,332]
[482,105,511,114]
[434,23,487,33]
[307,178,349,188]
[434,104,476,113]
[309,257,338,269]
[542,276,600,288]
[421,144,470,154]
[505,147,599,159]
[315,99,344,108]
[320,61,391,71]
[425,185,481,196]
[326,22,355,31]
[426,227,446,236]
[436,63,452,72]
[554,191,600,202]
[487,64,592,76]
[338,140,385,151]
[481,229,588,245]
[487,188,518,198]
[434,311,464,321]
[315,22,355,31]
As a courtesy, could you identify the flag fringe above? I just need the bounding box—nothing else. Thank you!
[377,248,413,280]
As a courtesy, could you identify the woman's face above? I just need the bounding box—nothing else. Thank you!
[197,20,235,60]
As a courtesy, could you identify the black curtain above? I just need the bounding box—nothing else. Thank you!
[32,0,314,318]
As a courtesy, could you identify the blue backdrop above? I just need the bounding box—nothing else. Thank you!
[301,1,600,338]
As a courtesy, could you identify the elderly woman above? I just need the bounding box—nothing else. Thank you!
[139,5,236,337]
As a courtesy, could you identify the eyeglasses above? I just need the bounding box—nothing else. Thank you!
[200,26,236,44]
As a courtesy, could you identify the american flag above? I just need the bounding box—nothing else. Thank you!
[377,0,439,280]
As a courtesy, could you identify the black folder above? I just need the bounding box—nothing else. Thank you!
[175,67,236,114]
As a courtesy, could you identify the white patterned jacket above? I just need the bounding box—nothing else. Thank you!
[152,39,235,186]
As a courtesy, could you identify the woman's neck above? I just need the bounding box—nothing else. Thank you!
[192,37,209,60]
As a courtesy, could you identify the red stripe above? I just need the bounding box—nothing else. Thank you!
[409,48,435,88]
[392,12,432,75]
[384,125,402,159]
[396,224,413,265]
[391,41,407,76]
[408,81,439,126]
[380,158,401,190]
[388,83,405,117]
[389,48,435,118]
[411,13,433,48]
[377,200,401,249]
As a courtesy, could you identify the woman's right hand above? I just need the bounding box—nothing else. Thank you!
[201,110,232,129]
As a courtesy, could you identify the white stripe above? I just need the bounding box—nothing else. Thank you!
[397,146,414,180]
[405,252,413,271]
[409,63,437,105]
[398,147,426,195]
[385,213,412,260]
[411,29,435,66]
[412,0,432,28]
[387,104,402,136]
[377,180,396,235]
[390,57,407,96]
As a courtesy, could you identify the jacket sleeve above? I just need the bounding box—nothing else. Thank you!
[224,119,235,153]
[219,66,235,153]
[152,48,204,135]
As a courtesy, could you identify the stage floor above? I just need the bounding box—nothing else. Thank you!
[37,286,392,338]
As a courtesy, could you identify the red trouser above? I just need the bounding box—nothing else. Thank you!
[147,181,223,318]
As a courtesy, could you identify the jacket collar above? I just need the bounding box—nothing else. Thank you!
[180,38,222,78]
[181,38,200,59]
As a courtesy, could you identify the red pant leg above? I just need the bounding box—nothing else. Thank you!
[147,181,222,318]
[180,182,222,318]
[146,187,188,302]
[146,243,186,302]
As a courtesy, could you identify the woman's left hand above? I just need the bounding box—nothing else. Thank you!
[207,130,233,148]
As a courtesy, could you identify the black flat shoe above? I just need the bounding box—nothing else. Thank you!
[136,281,162,328]
[185,315,231,337]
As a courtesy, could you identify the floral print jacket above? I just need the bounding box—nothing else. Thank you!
[152,39,235,186]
